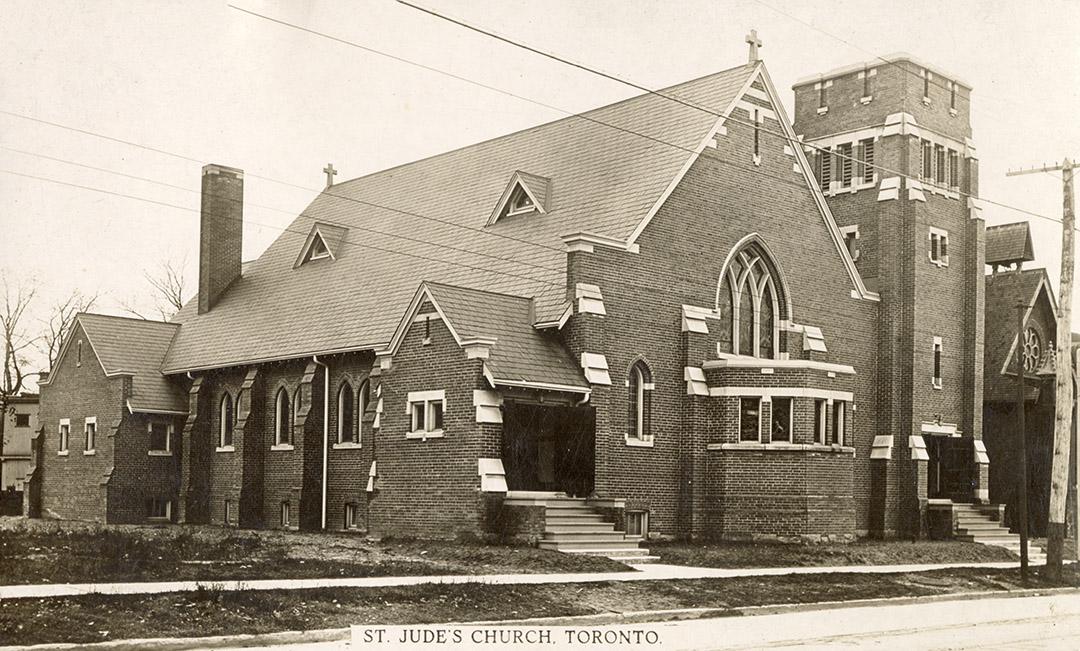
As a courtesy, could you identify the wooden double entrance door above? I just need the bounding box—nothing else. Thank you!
[501,402,595,497]
[927,436,973,500]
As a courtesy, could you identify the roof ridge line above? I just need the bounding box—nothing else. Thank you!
[326,64,757,190]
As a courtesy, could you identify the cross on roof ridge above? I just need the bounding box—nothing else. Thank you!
[746,29,762,64]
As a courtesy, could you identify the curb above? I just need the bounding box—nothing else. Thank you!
[0,628,350,651]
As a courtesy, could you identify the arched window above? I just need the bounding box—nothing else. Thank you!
[337,382,355,444]
[293,390,303,441]
[219,392,234,448]
[275,388,291,446]
[627,360,653,442]
[357,380,370,442]
[719,241,787,359]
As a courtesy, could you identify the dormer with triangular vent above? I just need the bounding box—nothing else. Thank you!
[295,222,348,268]
[488,171,551,225]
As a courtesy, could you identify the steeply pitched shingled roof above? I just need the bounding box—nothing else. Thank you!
[986,222,1035,267]
[984,269,1054,403]
[76,314,187,413]
[163,63,757,373]
[423,283,588,392]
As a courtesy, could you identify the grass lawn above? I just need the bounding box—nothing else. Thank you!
[0,517,630,586]
[649,539,1018,568]
[2,565,1076,646]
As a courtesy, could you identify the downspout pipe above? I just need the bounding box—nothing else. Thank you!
[313,355,329,530]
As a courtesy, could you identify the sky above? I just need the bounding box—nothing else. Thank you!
[2,0,1080,390]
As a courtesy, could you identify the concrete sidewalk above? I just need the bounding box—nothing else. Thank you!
[0,560,1023,600]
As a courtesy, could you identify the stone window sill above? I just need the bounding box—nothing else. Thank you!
[57,450,69,456]
[147,517,171,523]
[624,435,655,448]
[816,106,828,115]
[216,445,236,453]
[333,441,363,450]
[148,450,173,457]
[860,95,872,105]
[709,442,855,454]
[406,429,445,440]
[270,444,295,451]
[83,450,96,456]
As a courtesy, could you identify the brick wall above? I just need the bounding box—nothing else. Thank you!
[37,322,121,522]
[109,412,183,523]
[706,447,855,540]
[368,305,492,538]
[562,85,878,538]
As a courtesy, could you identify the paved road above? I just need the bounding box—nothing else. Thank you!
[223,592,1080,650]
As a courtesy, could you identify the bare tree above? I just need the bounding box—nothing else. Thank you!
[121,258,189,321]
[1,275,37,457]
[40,290,98,372]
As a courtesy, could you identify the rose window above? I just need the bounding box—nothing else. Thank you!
[1023,327,1041,373]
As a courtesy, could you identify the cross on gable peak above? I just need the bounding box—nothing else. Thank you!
[323,163,338,188]
[745,29,762,64]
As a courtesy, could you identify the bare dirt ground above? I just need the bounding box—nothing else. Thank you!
[0,517,630,586]
[2,565,1076,647]
[649,539,1019,568]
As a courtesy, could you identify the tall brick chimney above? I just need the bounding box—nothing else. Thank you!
[198,164,244,314]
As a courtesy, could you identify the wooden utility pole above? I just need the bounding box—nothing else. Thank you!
[1008,158,1077,580]
[1016,303,1031,582]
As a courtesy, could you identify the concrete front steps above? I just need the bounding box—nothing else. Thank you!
[504,492,658,564]
[953,503,1047,564]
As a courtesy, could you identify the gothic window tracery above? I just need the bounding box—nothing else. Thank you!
[718,242,785,359]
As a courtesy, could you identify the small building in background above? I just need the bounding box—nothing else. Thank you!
[2,393,38,513]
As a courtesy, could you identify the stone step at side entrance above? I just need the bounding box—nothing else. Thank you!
[502,491,659,564]
[935,500,1047,563]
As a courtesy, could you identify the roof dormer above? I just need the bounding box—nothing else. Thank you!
[295,222,348,267]
[488,171,550,225]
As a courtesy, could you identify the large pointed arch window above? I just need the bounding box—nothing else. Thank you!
[718,241,786,359]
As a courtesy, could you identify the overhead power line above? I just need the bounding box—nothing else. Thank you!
[0,145,565,277]
[393,0,1063,227]
[0,2,1062,234]
[0,167,564,290]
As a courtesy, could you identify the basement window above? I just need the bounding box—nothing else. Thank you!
[626,511,649,538]
[407,390,445,439]
[147,498,172,521]
[344,503,359,530]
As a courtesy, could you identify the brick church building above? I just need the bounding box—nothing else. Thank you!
[28,46,1016,546]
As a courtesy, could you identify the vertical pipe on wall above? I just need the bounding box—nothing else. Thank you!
[313,356,329,530]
